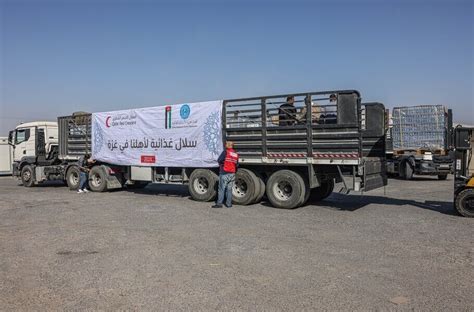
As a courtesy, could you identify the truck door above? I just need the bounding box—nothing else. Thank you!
[13,127,35,161]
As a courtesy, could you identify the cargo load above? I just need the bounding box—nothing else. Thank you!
[391,105,448,150]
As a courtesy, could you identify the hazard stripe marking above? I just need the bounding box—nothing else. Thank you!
[267,153,359,158]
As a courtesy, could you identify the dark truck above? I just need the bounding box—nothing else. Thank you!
[386,105,453,180]
[10,90,387,209]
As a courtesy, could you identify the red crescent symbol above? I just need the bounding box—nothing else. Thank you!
[106,116,111,128]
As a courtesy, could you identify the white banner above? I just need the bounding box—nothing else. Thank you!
[92,101,223,167]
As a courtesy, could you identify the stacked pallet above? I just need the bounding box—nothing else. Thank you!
[392,105,447,150]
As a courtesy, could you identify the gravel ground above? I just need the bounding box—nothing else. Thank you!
[0,175,472,311]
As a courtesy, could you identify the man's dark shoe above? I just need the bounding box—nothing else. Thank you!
[225,204,232,208]
[212,204,223,208]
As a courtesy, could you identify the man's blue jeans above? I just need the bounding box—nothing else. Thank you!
[79,172,88,190]
[216,173,235,207]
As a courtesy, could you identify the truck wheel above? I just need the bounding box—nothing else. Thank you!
[309,179,335,203]
[300,177,311,206]
[455,188,474,218]
[89,166,108,192]
[232,168,259,205]
[266,170,306,209]
[402,161,414,180]
[324,179,335,198]
[66,166,81,190]
[21,165,35,187]
[253,174,266,204]
[438,174,448,180]
[188,169,218,202]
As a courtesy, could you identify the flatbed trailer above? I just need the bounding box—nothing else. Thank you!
[10,90,388,209]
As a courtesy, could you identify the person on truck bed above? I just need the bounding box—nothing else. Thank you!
[278,96,297,126]
[212,141,239,208]
[77,154,95,193]
[299,101,323,124]
[322,93,337,124]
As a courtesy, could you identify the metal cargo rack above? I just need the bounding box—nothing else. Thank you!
[58,112,92,160]
[223,90,387,192]
[223,90,386,165]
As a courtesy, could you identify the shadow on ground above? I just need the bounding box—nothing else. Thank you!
[123,183,456,216]
[31,181,66,188]
[305,193,455,216]
[388,176,450,182]
[125,183,189,197]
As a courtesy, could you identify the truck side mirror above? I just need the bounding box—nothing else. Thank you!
[8,130,14,146]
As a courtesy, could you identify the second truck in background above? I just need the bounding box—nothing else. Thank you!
[386,105,453,180]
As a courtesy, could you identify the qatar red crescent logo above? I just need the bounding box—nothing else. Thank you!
[105,116,111,128]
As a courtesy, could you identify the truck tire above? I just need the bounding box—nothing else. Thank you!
[253,174,266,204]
[401,161,414,180]
[21,165,35,187]
[300,177,311,206]
[66,166,81,190]
[89,166,108,192]
[266,170,306,209]
[309,179,335,203]
[232,168,259,205]
[438,174,448,180]
[454,188,474,218]
[188,169,218,202]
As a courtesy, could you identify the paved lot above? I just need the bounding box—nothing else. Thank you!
[0,175,472,311]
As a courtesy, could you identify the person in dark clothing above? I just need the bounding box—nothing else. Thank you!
[212,141,239,208]
[77,154,95,193]
[325,93,338,124]
[278,96,297,126]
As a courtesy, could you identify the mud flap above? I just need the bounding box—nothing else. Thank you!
[106,175,123,190]
[362,160,387,192]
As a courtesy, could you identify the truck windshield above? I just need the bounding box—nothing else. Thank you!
[15,129,30,144]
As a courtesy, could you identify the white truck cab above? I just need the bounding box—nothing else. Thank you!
[8,121,59,180]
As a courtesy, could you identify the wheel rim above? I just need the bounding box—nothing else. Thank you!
[69,171,79,186]
[233,178,247,198]
[194,177,209,194]
[91,172,102,188]
[462,194,474,213]
[23,170,31,182]
[274,180,292,201]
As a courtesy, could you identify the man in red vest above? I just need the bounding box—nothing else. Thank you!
[212,141,239,208]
